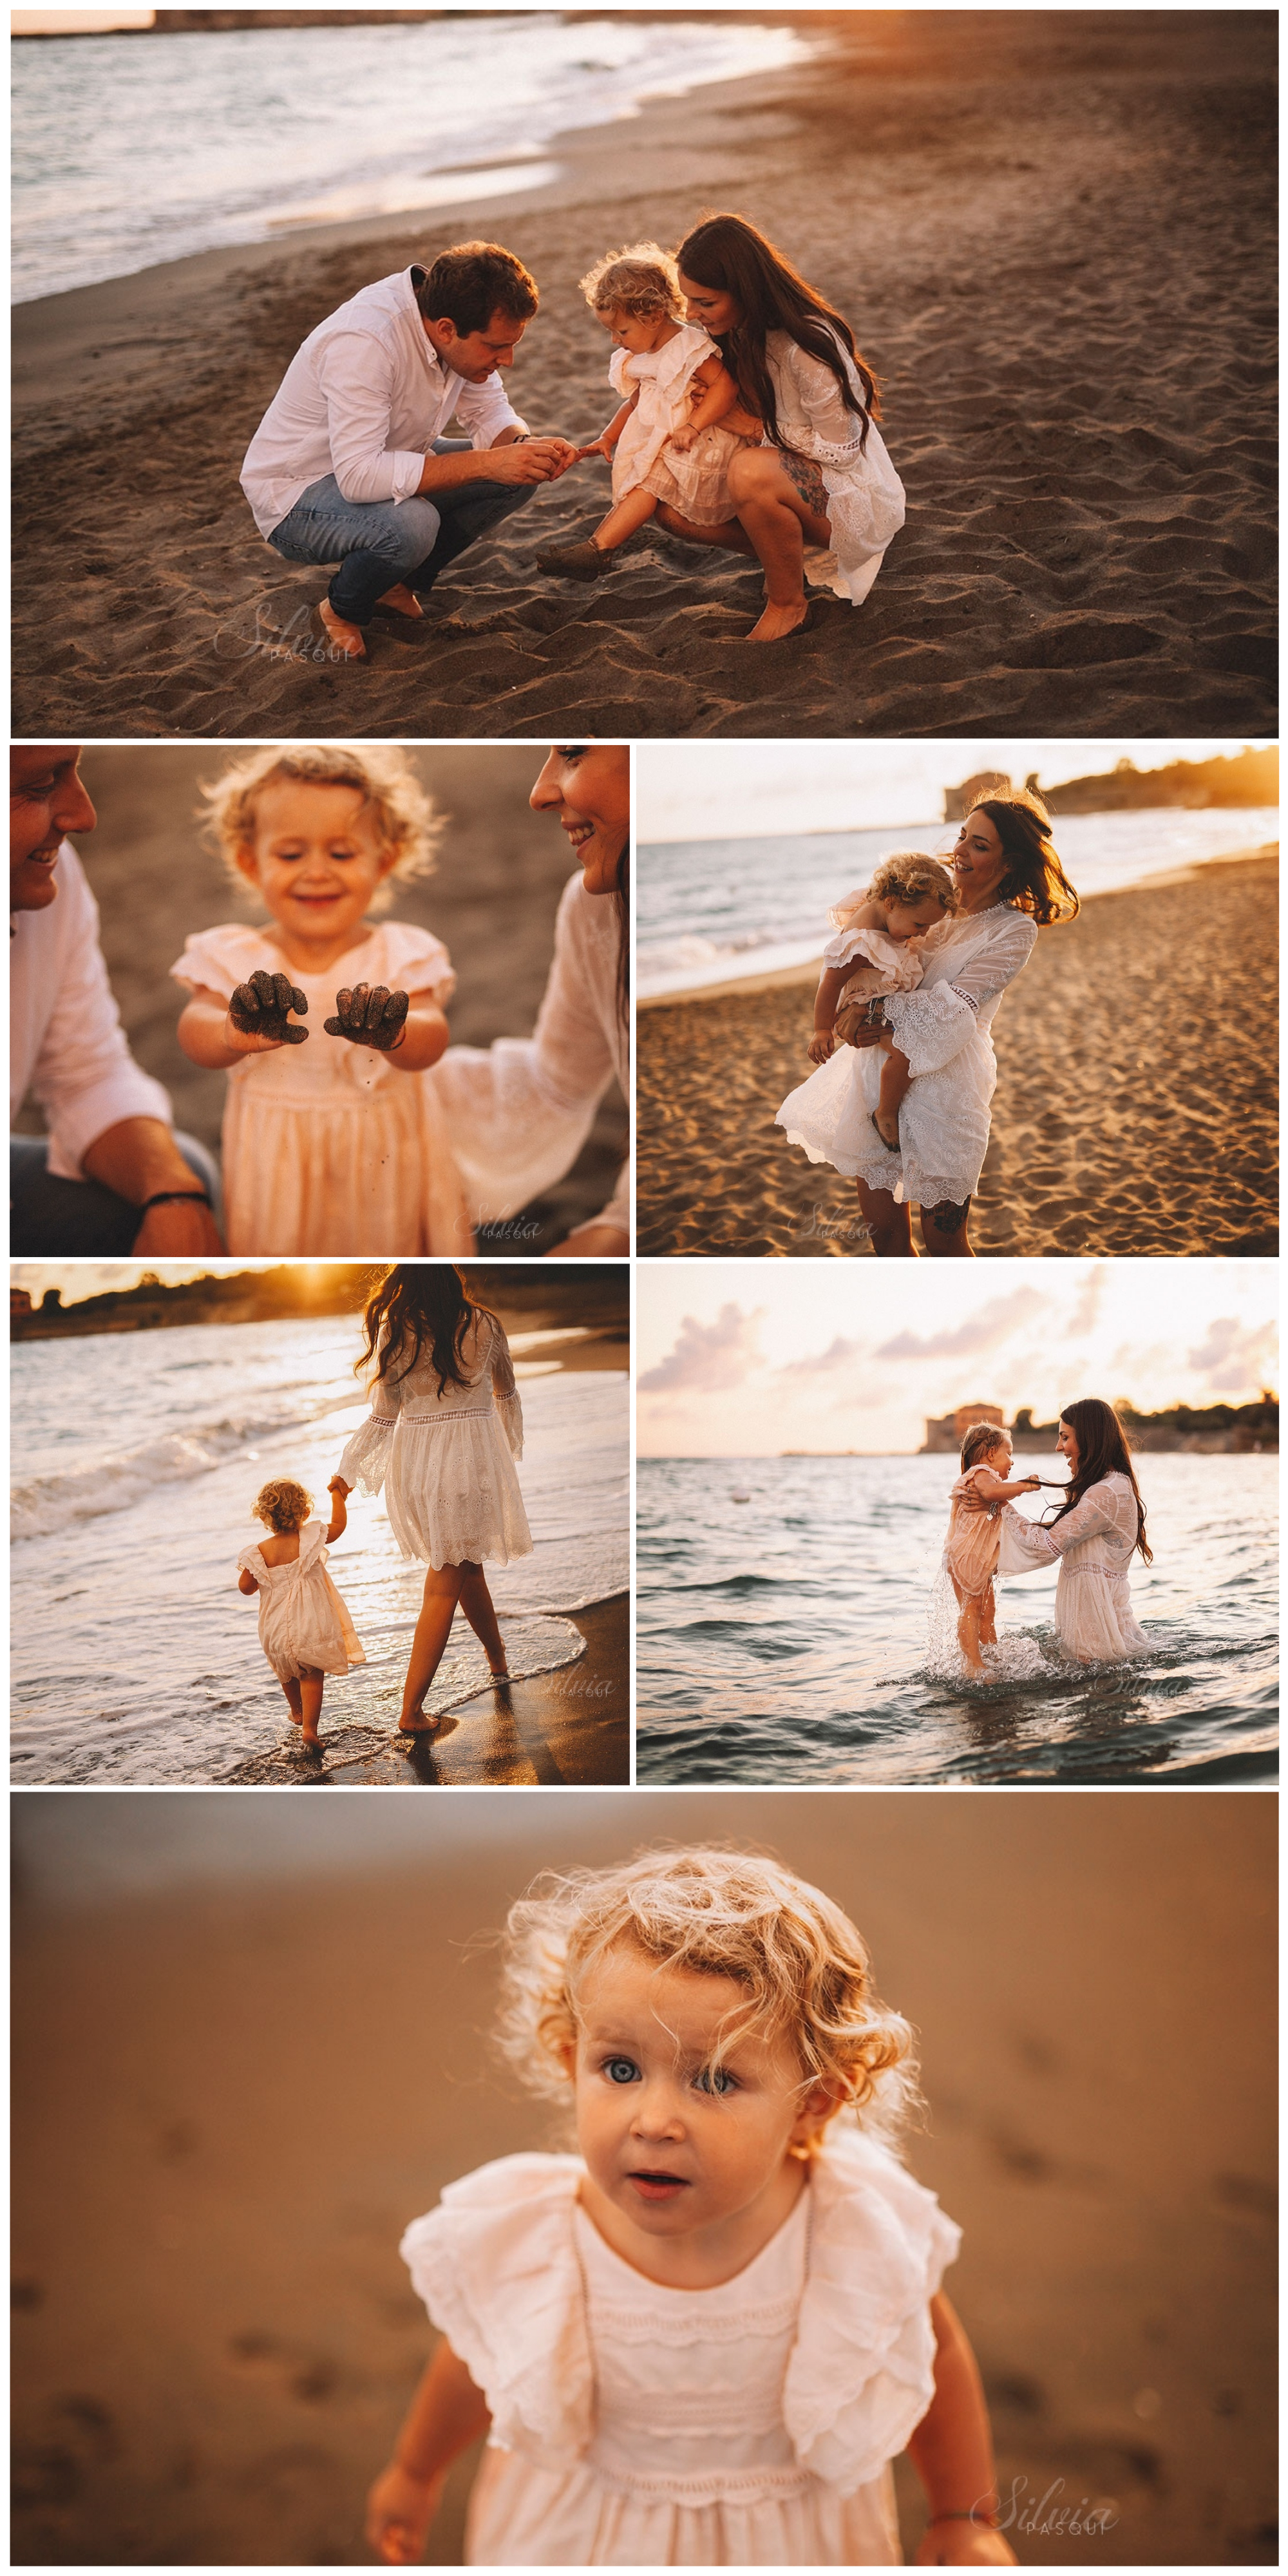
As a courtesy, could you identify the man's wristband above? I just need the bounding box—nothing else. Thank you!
[140,1189,212,1211]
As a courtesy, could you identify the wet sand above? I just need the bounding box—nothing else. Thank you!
[12,744,627,1249]
[11,1790,1276,2566]
[225,1592,629,1788]
[638,849,1278,1258]
[12,10,1276,740]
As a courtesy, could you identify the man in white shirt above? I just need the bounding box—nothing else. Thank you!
[241,240,580,660]
[10,747,225,1257]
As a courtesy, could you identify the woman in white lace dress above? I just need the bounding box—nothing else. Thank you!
[431,746,629,1256]
[336,1266,531,1734]
[992,1399,1153,1661]
[661,214,906,643]
[784,790,1079,1257]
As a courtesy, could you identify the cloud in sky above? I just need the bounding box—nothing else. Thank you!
[779,1334,867,1377]
[1187,1317,1279,1396]
[1068,1262,1108,1339]
[638,1302,766,1396]
[874,1288,1046,1362]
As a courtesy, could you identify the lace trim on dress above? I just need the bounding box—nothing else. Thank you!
[401,1403,495,1423]
[586,2293,800,2345]
[585,2460,811,2506]
[948,983,980,1012]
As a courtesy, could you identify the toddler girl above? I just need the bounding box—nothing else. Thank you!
[535,243,757,581]
[236,1474,365,1745]
[172,745,475,1256]
[945,1425,1043,1672]
[780,853,958,1157]
[366,1846,1016,2568]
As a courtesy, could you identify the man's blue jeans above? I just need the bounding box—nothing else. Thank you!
[10,1133,222,1255]
[266,438,535,623]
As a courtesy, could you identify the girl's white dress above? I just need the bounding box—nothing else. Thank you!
[171,921,475,1257]
[402,2125,960,2567]
[762,330,905,605]
[999,1475,1150,1661]
[236,1519,365,1680]
[338,1310,531,1570]
[777,902,1038,1211]
[431,874,630,1236]
[609,324,756,527]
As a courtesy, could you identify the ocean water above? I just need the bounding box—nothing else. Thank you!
[10,1314,627,1785]
[637,808,1280,998]
[12,14,811,303]
[636,1454,1278,1785]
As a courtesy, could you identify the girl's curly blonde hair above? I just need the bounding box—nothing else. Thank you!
[496,1845,920,2148]
[578,241,683,322]
[252,1477,312,1535]
[202,744,442,911]
[829,851,957,931]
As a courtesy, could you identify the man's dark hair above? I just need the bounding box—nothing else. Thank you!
[412,242,538,336]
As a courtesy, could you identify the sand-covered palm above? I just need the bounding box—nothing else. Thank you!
[228,968,308,1045]
[324,982,410,1050]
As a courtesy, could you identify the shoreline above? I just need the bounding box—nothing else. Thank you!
[14,10,1276,737]
[638,839,1280,1009]
[223,1591,630,1788]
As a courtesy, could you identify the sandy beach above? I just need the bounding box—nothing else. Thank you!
[12,10,1276,740]
[12,1788,1276,2566]
[637,849,1279,1258]
[11,744,627,1249]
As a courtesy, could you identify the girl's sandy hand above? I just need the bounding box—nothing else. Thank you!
[916,2524,1016,2566]
[227,969,309,1050]
[365,2462,444,2565]
[808,1030,836,1065]
[324,983,410,1050]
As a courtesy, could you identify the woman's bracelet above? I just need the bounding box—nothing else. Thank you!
[141,1189,212,1210]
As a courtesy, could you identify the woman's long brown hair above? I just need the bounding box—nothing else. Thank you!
[355,1265,495,1396]
[1045,1398,1152,1562]
[676,213,877,453]
[971,788,1080,927]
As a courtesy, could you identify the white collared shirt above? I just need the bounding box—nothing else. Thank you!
[10,844,174,1179]
[240,267,527,538]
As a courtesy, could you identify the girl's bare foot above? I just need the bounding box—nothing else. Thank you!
[873,1106,900,1150]
[319,598,366,659]
[746,598,812,644]
[375,583,424,620]
[398,1710,441,1735]
[286,1709,303,1727]
[488,1662,511,1682]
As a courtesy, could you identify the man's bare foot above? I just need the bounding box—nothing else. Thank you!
[376,583,424,619]
[318,598,366,659]
[745,599,812,644]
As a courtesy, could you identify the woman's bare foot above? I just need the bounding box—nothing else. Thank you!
[318,598,366,659]
[398,1709,441,1735]
[376,583,423,620]
[488,1662,511,1682]
[746,598,811,644]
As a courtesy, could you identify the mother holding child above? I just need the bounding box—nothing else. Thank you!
[943,1399,1153,1673]
[238,1265,532,1747]
[537,213,906,643]
[777,788,1079,1256]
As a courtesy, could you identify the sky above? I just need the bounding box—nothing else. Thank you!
[636,1260,1279,1457]
[14,1260,291,1306]
[636,739,1276,841]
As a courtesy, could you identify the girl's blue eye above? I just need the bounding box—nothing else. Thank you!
[603,2056,639,2085]
[694,2065,736,2096]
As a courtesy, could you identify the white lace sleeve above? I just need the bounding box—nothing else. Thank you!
[486,1316,525,1461]
[881,983,978,1077]
[777,338,868,461]
[999,1485,1116,1566]
[337,1378,399,1495]
[942,912,1037,1009]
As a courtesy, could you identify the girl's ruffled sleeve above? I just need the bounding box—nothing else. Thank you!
[608,347,630,397]
[784,2128,960,2495]
[236,1543,265,1582]
[170,925,260,999]
[400,2154,591,2463]
[484,1316,525,1459]
[377,922,457,1007]
[337,1376,400,1495]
